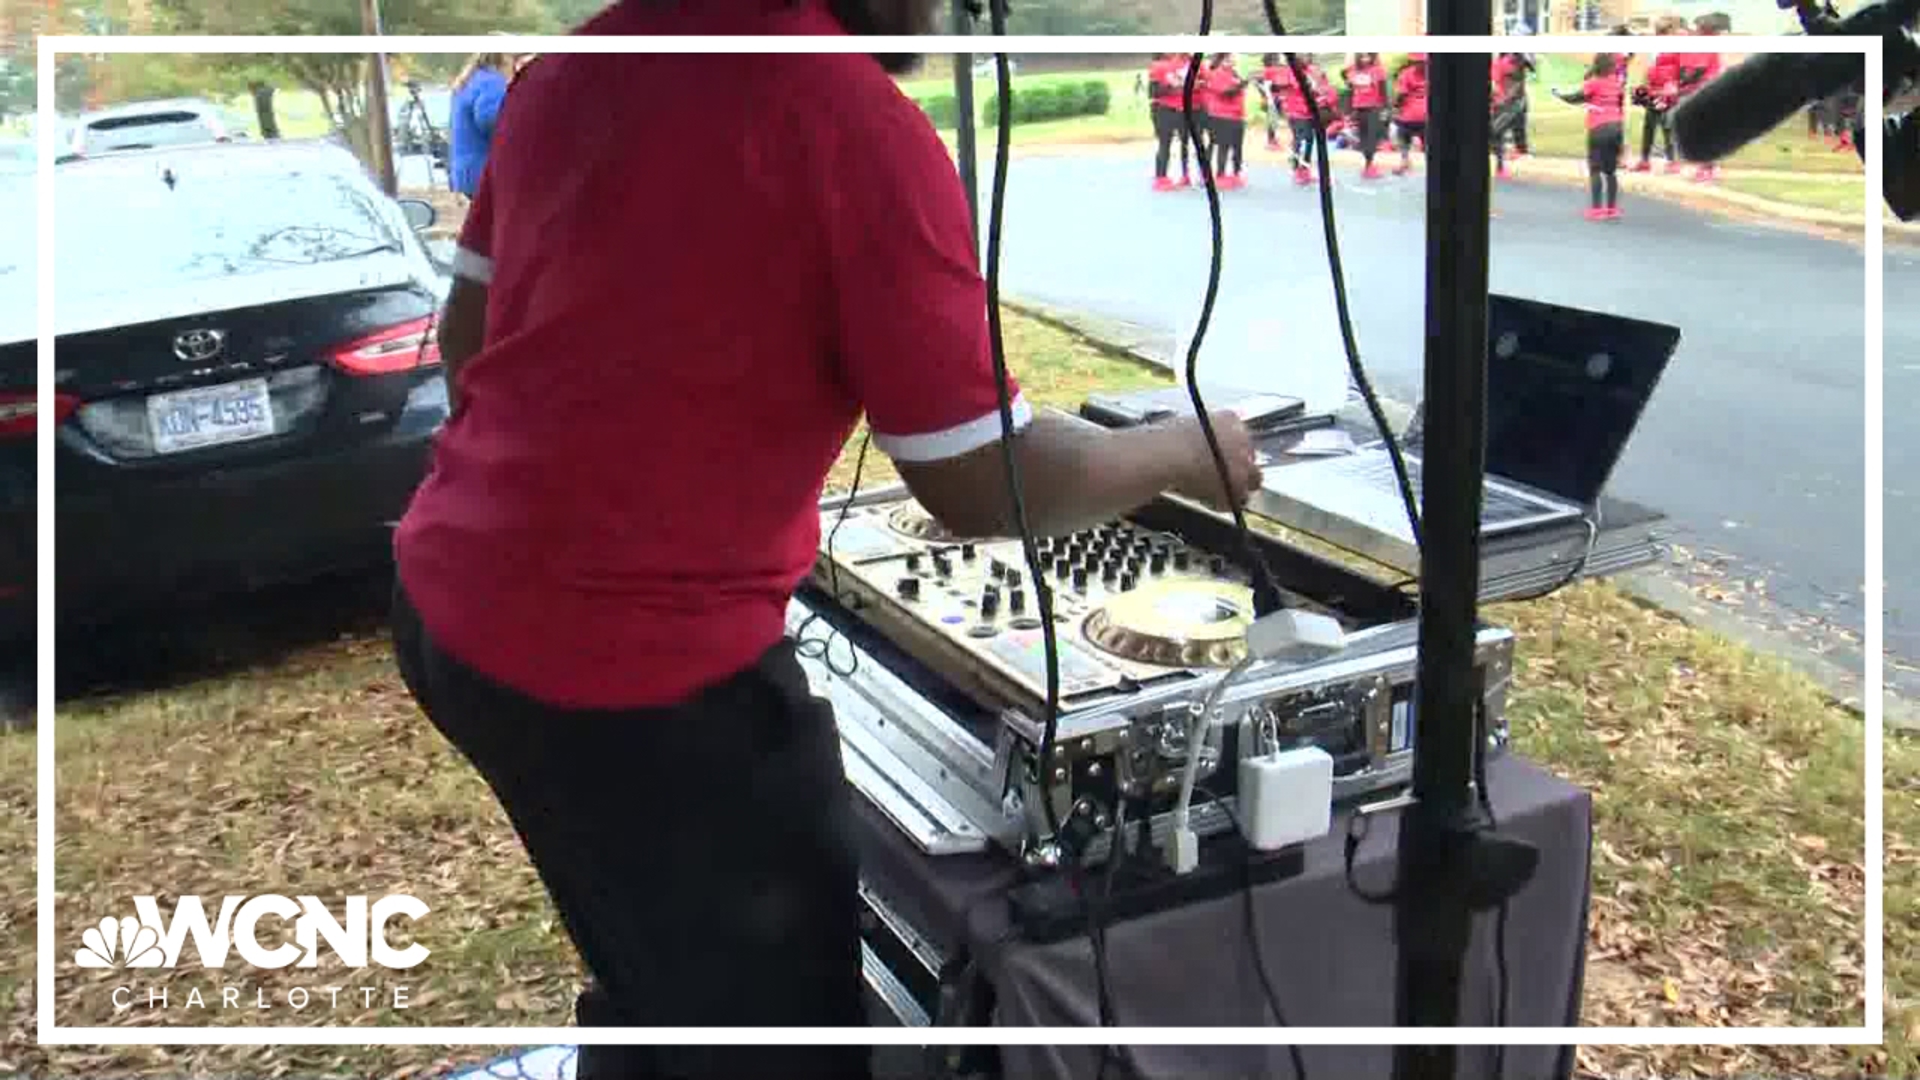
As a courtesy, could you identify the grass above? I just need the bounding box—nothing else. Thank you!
[0,306,1909,1079]
[1718,173,1871,218]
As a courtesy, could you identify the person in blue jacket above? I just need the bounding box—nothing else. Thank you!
[449,52,510,197]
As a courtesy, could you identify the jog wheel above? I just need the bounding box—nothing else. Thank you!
[888,503,959,543]
[1083,578,1253,668]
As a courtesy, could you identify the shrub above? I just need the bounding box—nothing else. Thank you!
[916,92,959,129]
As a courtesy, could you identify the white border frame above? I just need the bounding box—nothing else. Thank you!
[34,33,1883,1049]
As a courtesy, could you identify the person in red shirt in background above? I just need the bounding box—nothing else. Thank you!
[1268,55,1320,186]
[390,2,1267,1075]
[1204,53,1252,188]
[1147,53,1194,191]
[1392,53,1429,177]
[1489,52,1535,179]
[1259,53,1288,149]
[1633,17,1686,172]
[1555,53,1628,220]
[1342,52,1390,179]
[1675,18,1726,182]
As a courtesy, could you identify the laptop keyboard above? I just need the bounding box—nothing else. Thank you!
[1329,454,1558,527]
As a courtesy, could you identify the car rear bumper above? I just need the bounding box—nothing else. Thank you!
[40,422,433,635]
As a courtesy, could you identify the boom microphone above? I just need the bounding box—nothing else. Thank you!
[1670,51,1866,161]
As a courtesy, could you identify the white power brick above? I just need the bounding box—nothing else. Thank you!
[1245,609,1346,661]
[1238,745,1334,851]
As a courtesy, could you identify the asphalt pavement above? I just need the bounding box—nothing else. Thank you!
[976,153,1914,694]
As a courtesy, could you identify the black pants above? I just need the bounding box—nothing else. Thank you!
[1151,102,1191,178]
[1396,120,1425,154]
[391,587,871,1080]
[1639,105,1673,161]
[1354,106,1383,163]
[1213,116,1245,175]
[1289,117,1316,168]
[1588,122,1623,208]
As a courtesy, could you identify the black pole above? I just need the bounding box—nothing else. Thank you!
[1390,2,1538,1075]
[949,0,979,255]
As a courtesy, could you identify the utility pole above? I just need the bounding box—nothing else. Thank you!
[360,0,397,195]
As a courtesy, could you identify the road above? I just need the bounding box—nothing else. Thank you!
[975,153,1914,693]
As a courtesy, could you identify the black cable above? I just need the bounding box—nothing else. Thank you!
[794,432,870,677]
[1474,694,1512,1080]
[1494,513,1600,604]
[978,6,1116,1047]
[1176,25,1290,617]
[1259,8,1424,562]
[1192,785,1308,1080]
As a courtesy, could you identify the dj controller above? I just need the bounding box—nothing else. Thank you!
[791,483,1517,865]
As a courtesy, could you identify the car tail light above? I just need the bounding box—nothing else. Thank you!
[327,316,441,376]
[0,391,79,439]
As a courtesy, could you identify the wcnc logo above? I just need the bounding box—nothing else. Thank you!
[74,895,430,971]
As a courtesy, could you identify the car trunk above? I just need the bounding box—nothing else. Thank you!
[55,282,439,479]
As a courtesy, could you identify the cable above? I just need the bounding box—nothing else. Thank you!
[1258,11,1424,562]
[793,432,870,677]
[1192,784,1309,1080]
[1494,512,1600,604]
[1175,38,1290,617]
[979,4,1119,1044]
[1474,694,1512,1080]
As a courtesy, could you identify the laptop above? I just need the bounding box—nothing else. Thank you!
[1256,295,1681,574]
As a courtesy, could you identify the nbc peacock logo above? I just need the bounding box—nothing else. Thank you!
[75,915,165,969]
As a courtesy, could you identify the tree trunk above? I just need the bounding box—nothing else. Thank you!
[247,81,280,140]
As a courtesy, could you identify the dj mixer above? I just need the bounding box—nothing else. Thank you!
[794,484,1517,863]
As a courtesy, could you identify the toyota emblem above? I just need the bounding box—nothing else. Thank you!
[173,328,227,363]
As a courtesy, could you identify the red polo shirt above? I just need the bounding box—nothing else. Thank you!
[396,0,1027,709]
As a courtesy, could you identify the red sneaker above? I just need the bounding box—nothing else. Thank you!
[1293,166,1312,186]
[1153,176,1175,192]
[1176,175,1192,189]
[1603,206,1622,220]
[1393,161,1411,176]
[1691,165,1716,184]
[1663,161,1683,175]
[1630,160,1652,173]
[1583,207,1607,221]
[1267,138,1282,151]
[1362,163,1381,180]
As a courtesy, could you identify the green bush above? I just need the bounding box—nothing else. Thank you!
[984,78,1112,127]
[915,92,959,129]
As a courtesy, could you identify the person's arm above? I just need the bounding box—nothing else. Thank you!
[437,167,496,415]
[827,92,1258,539]
[1554,86,1590,105]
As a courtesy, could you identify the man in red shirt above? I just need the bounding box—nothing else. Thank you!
[1147,52,1194,190]
[1204,53,1251,188]
[1676,19,1726,182]
[1342,52,1389,180]
[1267,56,1319,186]
[1634,20,1686,172]
[391,1,1263,1072]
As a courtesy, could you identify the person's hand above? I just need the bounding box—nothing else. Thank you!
[1171,411,1262,511]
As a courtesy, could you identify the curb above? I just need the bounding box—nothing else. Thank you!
[984,138,1908,243]
[1003,295,1912,732]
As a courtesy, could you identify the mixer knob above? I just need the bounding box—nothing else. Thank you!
[1120,572,1137,592]
[981,590,1001,619]
[1173,551,1191,571]
[1150,552,1168,574]
[1102,564,1119,584]
[988,558,1003,579]
[1054,558,1071,578]
[934,555,953,577]
[1126,555,1143,576]
[962,542,978,561]
[1006,569,1023,588]
[1010,588,1026,614]
[1072,567,1089,591]
[906,553,922,572]
[897,577,921,600]
[1209,556,1227,575]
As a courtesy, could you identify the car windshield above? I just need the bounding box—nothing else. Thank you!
[56,165,403,297]
[82,112,218,154]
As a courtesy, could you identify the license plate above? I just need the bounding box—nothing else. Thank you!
[147,379,276,454]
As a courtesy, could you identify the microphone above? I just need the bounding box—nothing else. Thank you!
[1670,51,1865,161]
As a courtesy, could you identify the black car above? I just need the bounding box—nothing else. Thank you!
[0,139,452,641]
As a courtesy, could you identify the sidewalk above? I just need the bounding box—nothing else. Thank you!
[995,136,1910,242]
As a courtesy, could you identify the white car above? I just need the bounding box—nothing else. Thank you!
[63,98,230,160]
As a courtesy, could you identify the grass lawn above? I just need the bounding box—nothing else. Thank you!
[1718,172,1871,218]
[0,309,1909,1079]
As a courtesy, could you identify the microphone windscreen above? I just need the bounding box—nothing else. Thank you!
[1670,52,1863,163]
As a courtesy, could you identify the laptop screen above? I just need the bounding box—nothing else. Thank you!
[1475,295,1680,507]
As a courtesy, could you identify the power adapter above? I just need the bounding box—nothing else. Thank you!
[1246,608,1346,661]
[1238,745,1333,851]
